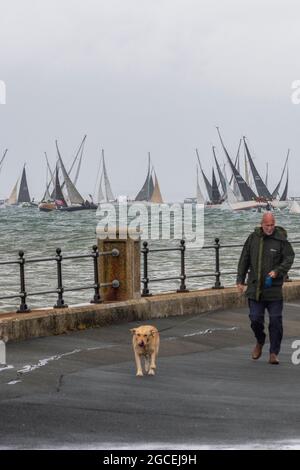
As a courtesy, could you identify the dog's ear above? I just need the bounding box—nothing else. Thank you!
[150,329,156,336]
[130,328,136,335]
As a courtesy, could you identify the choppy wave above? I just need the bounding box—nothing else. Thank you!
[0,206,299,312]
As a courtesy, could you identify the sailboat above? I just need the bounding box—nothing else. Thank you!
[38,153,56,211]
[243,137,272,200]
[184,164,205,204]
[195,148,224,208]
[135,153,163,204]
[271,150,290,209]
[39,163,67,212]
[56,141,85,211]
[55,141,96,211]
[217,128,257,202]
[195,149,214,204]
[135,153,154,202]
[216,129,273,211]
[6,164,35,207]
[94,149,116,205]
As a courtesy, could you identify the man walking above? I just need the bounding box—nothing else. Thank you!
[237,213,295,364]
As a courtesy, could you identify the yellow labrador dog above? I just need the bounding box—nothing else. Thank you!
[130,325,160,376]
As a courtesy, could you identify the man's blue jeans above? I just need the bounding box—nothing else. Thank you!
[248,299,283,355]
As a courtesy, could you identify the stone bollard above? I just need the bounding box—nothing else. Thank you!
[97,228,141,302]
[0,340,6,366]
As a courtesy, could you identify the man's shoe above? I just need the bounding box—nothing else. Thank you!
[269,353,279,365]
[252,343,263,360]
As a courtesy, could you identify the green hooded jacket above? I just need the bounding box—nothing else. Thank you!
[237,226,295,301]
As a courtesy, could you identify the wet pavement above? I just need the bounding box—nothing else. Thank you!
[0,301,300,450]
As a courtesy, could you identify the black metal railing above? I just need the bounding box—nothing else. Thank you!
[141,238,300,296]
[0,245,120,313]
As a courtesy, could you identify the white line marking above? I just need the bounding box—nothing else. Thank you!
[165,326,239,341]
[6,344,115,385]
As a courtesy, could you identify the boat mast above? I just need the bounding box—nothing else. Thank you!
[0,149,8,173]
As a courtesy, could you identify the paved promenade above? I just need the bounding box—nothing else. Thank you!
[0,301,300,449]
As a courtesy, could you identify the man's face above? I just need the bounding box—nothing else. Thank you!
[261,219,275,236]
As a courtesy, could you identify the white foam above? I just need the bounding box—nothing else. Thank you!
[0,364,14,373]
[7,380,22,385]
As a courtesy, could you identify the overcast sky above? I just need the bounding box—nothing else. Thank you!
[0,0,300,201]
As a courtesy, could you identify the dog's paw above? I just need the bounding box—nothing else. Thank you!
[148,369,155,376]
[136,371,143,377]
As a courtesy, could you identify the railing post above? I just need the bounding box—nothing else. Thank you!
[17,250,31,313]
[97,228,141,301]
[91,245,101,303]
[177,239,189,293]
[142,241,152,297]
[212,237,224,289]
[54,248,68,308]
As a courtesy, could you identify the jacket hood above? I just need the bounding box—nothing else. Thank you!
[254,226,288,241]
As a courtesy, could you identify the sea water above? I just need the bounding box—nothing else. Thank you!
[0,206,299,312]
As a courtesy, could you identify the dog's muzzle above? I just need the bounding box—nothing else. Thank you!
[138,341,145,348]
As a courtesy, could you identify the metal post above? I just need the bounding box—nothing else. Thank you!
[91,245,101,304]
[177,239,189,293]
[17,250,30,313]
[54,248,68,308]
[213,237,224,289]
[141,241,152,297]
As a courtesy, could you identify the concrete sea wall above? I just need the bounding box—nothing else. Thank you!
[1,282,300,342]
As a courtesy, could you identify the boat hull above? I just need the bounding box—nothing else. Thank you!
[38,202,56,212]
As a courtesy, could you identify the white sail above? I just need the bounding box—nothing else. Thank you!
[289,200,300,214]
[225,175,239,204]
[97,171,105,203]
[196,166,205,204]
[102,150,115,201]
[7,179,19,205]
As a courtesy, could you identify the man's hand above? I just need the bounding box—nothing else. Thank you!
[236,283,245,293]
[268,271,278,279]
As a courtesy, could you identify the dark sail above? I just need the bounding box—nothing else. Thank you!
[216,128,256,201]
[53,165,67,207]
[280,169,288,201]
[229,140,241,186]
[196,149,212,201]
[243,137,272,199]
[212,146,226,196]
[17,165,31,203]
[211,168,221,204]
[135,153,154,201]
[272,150,289,198]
